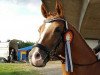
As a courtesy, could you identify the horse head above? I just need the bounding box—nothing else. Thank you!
[29,0,66,67]
[28,0,100,75]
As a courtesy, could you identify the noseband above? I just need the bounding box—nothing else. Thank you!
[34,18,67,60]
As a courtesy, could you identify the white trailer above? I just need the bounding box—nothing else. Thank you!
[0,42,9,62]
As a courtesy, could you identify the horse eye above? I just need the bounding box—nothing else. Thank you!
[55,27,61,33]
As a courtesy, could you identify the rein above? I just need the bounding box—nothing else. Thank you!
[60,56,98,66]
[74,60,98,66]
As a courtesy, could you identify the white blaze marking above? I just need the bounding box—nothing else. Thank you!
[31,23,51,66]
[38,23,51,43]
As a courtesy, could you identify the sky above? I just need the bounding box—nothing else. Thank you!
[0,0,44,42]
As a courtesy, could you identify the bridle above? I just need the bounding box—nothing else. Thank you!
[34,18,67,62]
[32,18,98,69]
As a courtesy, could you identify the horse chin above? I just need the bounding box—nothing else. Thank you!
[28,46,50,67]
[32,63,46,67]
[30,59,46,67]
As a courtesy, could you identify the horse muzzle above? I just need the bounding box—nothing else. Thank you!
[29,45,50,67]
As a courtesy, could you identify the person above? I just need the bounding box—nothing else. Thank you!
[10,49,14,62]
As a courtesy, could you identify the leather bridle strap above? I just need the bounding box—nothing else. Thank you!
[33,18,66,59]
[44,18,66,23]
[34,34,63,60]
[34,44,50,55]
[74,60,98,66]
[34,18,73,72]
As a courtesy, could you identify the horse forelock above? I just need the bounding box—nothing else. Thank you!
[38,23,52,44]
[47,11,64,19]
[48,12,57,16]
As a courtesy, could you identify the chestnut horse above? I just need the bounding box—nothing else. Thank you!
[29,0,100,75]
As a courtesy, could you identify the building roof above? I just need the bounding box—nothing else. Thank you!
[18,46,33,51]
[42,0,100,39]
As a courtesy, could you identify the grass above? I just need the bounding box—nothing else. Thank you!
[0,63,40,75]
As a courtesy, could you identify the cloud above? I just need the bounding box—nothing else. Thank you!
[0,0,43,42]
[0,0,41,5]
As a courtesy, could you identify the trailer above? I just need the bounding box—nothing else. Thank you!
[0,42,9,62]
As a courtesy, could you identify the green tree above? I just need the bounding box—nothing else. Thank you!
[8,39,34,49]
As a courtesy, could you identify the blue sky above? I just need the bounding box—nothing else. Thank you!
[0,0,44,42]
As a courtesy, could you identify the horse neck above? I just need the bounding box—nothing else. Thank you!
[67,24,97,64]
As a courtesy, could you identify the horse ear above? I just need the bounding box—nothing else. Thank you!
[55,0,64,17]
[41,3,48,18]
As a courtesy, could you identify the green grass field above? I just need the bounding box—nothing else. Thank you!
[0,63,40,75]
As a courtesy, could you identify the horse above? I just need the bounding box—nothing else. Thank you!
[29,0,100,75]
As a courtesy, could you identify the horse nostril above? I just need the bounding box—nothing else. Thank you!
[35,52,41,59]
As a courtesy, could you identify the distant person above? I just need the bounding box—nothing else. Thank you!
[10,49,17,62]
[10,49,14,62]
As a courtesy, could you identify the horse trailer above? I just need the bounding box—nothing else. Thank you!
[0,42,9,62]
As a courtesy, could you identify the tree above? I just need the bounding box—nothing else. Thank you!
[14,39,34,48]
[8,39,34,49]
